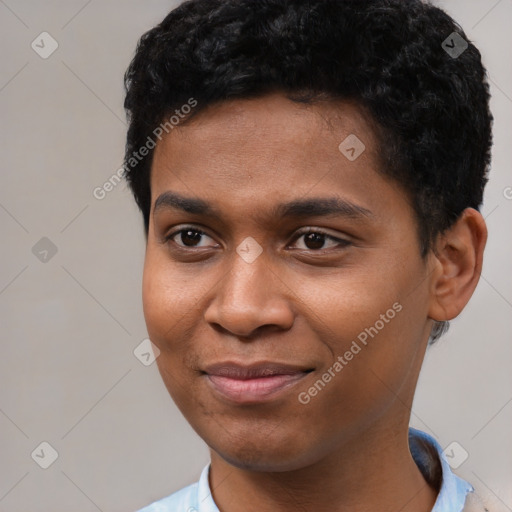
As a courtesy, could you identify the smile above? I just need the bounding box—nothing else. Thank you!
[203,362,313,404]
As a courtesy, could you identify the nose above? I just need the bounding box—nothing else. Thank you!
[203,248,295,339]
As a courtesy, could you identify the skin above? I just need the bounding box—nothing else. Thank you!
[142,92,487,512]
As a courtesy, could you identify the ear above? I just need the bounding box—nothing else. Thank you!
[428,208,487,322]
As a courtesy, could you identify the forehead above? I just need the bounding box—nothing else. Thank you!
[153,93,379,164]
[149,93,402,226]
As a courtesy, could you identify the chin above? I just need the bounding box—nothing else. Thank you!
[218,449,312,472]
[208,429,321,472]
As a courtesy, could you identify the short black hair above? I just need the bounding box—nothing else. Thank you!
[123,0,493,342]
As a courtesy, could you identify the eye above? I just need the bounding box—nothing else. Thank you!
[165,226,217,249]
[164,226,351,252]
[290,228,351,251]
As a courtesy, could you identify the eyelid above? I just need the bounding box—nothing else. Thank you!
[292,227,350,241]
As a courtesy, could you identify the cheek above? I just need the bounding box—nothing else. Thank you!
[142,259,171,345]
[141,256,201,409]
[294,260,428,408]
[141,252,214,402]
[142,252,201,348]
[293,265,403,347]
[142,265,183,391]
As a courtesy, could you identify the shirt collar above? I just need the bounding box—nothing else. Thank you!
[195,427,474,512]
[196,463,218,512]
[409,427,473,511]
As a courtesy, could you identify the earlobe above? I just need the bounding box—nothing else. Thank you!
[428,208,487,322]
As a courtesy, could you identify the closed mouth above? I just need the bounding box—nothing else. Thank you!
[203,361,314,403]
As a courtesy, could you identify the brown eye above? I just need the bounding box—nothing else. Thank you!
[291,229,351,251]
[165,227,215,248]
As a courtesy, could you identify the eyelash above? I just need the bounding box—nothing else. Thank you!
[164,225,351,252]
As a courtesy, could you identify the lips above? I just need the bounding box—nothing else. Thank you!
[203,362,313,404]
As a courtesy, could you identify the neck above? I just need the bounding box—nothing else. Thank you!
[208,414,438,512]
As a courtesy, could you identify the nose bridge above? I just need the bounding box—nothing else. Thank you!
[204,241,294,336]
[222,243,272,310]
[223,233,269,294]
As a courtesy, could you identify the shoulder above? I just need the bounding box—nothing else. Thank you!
[135,481,199,512]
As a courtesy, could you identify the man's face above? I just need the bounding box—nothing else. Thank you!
[143,93,434,471]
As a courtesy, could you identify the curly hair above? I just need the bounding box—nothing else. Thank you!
[123,0,493,343]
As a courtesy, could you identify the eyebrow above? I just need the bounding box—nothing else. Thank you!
[153,191,373,221]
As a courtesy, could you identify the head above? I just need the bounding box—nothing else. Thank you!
[123,0,491,471]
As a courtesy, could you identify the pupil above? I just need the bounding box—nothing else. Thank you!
[305,233,324,250]
[182,230,201,246]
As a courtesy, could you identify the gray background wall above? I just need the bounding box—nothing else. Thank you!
[1,1,511,511]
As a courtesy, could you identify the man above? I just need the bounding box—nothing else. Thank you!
[123,1,493,510]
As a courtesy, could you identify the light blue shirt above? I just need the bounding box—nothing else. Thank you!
[136,427,474,512]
